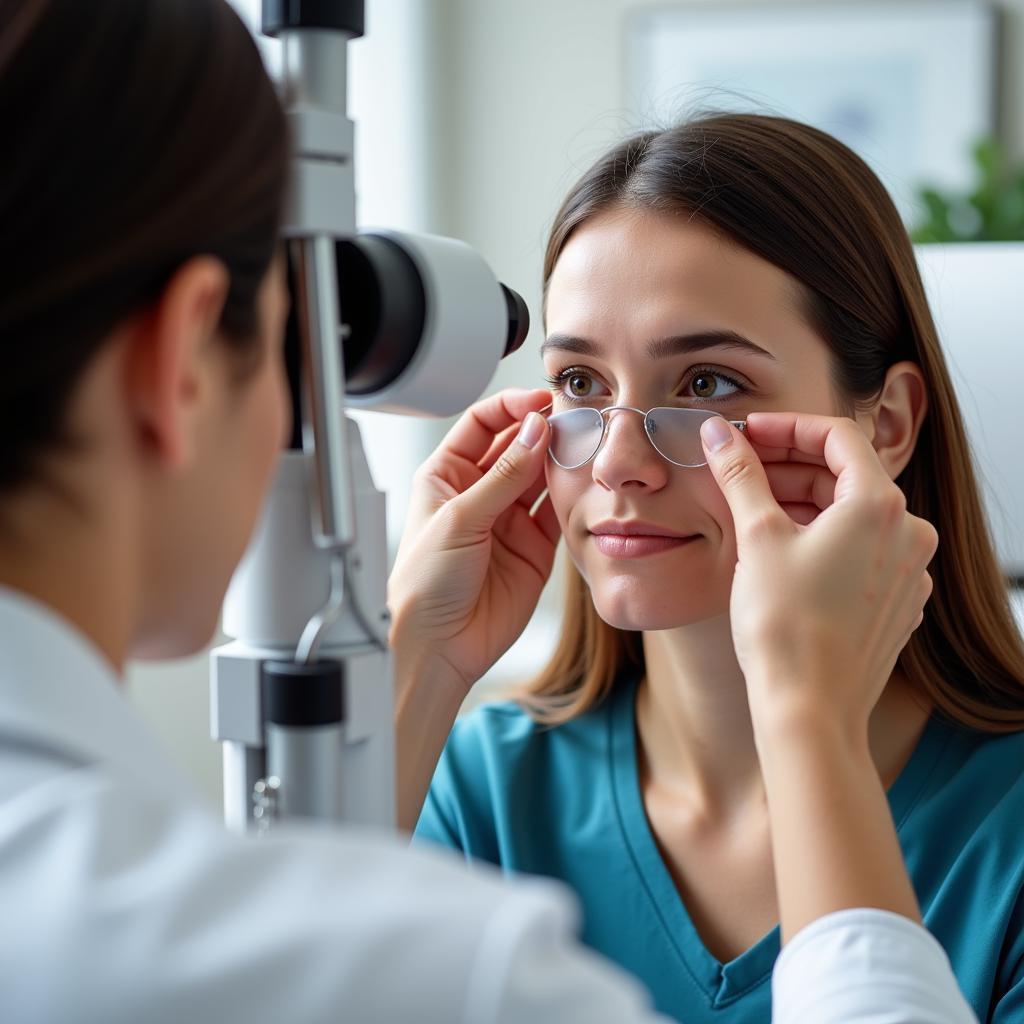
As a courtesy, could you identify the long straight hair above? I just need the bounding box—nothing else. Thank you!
[520,114,1024,732]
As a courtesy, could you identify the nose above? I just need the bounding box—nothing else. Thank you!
[591,408,669,493]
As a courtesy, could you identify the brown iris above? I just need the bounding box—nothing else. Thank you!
[568,374,592,397]
[691,373,717,398]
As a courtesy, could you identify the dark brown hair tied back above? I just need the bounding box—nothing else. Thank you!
[0,0,288,491]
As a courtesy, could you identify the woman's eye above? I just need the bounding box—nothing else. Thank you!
[567,373,595,397]
[686,371,742,400]
[548,368,609,401]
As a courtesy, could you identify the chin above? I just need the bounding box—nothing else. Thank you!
[593,599,723,632]
[589,573,731,632]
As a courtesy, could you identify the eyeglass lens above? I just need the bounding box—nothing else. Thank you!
[547,407,732,469]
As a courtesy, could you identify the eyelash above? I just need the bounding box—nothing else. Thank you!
[544,365,749,404]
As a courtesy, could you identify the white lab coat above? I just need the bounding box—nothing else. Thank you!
[0,586,977,1024]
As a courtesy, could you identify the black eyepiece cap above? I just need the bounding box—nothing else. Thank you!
[501,284,530,358]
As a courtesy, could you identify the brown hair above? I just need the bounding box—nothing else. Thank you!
[0,0,287,492]
[521,113,1024,732]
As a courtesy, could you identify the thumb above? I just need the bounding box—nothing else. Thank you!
[700,417,785,537]
[454,412,549,530]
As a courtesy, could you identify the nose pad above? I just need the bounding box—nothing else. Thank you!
[591,409,668,490]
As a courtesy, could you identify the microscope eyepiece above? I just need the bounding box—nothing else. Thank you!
[501,284,530,357]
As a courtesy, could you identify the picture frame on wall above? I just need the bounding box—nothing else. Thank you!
[625,0,998,225]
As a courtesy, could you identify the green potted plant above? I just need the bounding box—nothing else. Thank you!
[912,137,1024,243]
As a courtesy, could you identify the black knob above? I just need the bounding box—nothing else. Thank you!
[262,0,365,38]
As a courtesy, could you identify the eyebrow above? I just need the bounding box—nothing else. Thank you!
[540,329,777,361]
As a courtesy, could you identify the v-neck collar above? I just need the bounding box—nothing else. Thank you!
[606,673,953,1008]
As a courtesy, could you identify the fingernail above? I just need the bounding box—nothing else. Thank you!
[517,411,545,450]
[700,417,732,452]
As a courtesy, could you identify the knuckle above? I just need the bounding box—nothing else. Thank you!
[918,520,940,559]
[881,487,907,519]
[490,450,521,486]
[904,517,938,564]
[862,487,905,523]
[716,453,756,490]
[437,497,470,536]
[745,511,782,542]
[412,459,437,487]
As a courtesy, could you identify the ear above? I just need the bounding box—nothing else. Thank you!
[124,257,229,471]
[855,360,928,480]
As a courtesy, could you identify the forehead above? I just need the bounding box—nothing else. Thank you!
[545,208,819,358]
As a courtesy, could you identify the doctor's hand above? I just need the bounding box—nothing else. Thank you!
[700,411,938,939]
[699,412,938,736]
[389,388,559,701]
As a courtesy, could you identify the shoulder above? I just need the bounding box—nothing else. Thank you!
[415,694,619,856]
[909,719,1024,893]
[928,720,1024,802]
[443,696,612,771]
[0,763,594,1024]
[909,719,1024,841]
[910,723,1024,1012]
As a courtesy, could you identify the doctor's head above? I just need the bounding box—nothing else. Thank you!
[528,113,1020,731]
[0,0,289,660]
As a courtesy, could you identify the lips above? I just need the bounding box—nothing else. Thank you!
[588,521,699,559]
[589,520,692,539]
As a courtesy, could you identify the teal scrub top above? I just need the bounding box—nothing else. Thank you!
[415,674,1024,1023]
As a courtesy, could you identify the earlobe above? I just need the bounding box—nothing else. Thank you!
[124,257,230,471]
[860,360,928,480]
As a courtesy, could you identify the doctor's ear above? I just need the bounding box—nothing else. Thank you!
[124,256,230,472]
[855,360,928,480]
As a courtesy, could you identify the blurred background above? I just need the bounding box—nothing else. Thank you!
[128,0,1024,807]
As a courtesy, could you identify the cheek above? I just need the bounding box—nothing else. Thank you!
[544,459,585,534]
[544,460,592,578]
[694,468,736,547]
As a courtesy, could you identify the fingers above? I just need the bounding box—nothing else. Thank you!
[700,417,790,539]
[780,503,821,526]
[447,411,551,533]
[441,388,552,467]
[763,462,837,511]
[478,422,521,475]
[747,442,829,469]
[743,412,891,497]
[475,421,551,512]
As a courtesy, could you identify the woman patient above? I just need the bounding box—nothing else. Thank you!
[399,114,1024,1022]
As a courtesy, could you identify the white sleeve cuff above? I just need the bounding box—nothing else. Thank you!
[772,909,979,1024]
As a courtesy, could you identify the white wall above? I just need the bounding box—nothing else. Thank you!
[129,0,1024,808]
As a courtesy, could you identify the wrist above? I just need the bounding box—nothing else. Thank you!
[396,651,468,707]
[391,624,470,711]
[749,691,871,769]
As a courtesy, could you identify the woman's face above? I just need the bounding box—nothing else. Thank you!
[543,209,842,631]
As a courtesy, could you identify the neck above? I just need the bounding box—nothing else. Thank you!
[637,616,931,815]
[0,475,138,676]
